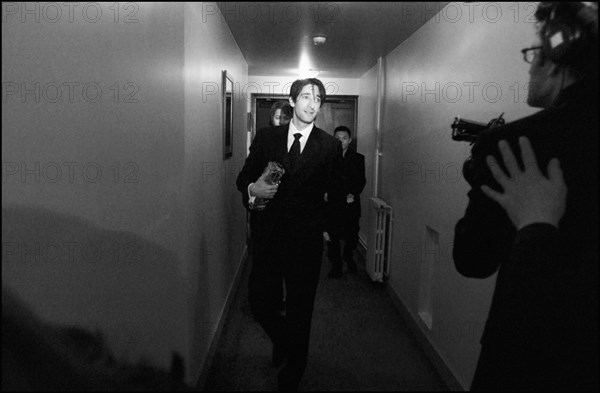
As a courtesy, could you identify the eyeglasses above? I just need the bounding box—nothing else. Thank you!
[521,46,543,64]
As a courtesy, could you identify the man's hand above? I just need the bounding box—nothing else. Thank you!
[249,175,279,199]
[481,136,567,230]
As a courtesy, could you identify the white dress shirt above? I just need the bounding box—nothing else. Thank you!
[287,120,314,153]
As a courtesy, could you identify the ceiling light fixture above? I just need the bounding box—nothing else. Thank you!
[313,35,326,46]
[298,69,320,78]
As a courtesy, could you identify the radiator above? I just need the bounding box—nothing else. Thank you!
[366,197,393,282]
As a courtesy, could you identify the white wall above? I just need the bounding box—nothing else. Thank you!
[2,1,188,370]
[2,2,248,386]
[359,2,539,388]
[357,66,379,245]
[183,2,249,385]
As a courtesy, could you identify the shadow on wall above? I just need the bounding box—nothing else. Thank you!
[1,204,190,379]
[2,286,191,390]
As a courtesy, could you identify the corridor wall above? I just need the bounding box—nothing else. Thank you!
[358,2,539,388]
[2,2,249,386]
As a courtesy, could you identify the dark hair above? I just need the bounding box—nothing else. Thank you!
[269,101,292,126]
[289,78,327,104]
[281,102,293,119]
[334,126,352,138]
[269,101,290,120]
[535,2,598,81]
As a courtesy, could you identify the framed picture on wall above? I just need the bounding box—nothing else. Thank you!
[222,70,234,160]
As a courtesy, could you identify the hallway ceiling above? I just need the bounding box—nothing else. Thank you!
[218,2,449,78]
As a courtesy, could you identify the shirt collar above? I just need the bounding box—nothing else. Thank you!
[288,119,314,140]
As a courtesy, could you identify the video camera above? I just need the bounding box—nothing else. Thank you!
[451,113,505,144]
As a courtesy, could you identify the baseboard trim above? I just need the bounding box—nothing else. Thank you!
[194,245,249,389]
[383,283,465,391]
[356,242,465,391]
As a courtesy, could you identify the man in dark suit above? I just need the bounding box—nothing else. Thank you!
[453,2,598,390]
[236,78,343,391]
[325,126,366,278]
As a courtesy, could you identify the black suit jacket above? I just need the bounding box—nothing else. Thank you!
[328,149,366,218]
[453,80,598,389]
[236,124,343,244]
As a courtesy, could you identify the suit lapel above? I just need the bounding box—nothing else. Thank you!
[273,124,290,171]
[296,128,320,172]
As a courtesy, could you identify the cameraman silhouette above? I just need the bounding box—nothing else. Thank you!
[453,2,598,391]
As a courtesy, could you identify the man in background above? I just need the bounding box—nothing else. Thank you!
[326,126,366,278]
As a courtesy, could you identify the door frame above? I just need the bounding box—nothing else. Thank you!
[250,93,359,143]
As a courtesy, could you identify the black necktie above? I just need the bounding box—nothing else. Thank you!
[289,133,302,171]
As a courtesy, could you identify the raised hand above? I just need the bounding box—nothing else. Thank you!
[481,136,567,230]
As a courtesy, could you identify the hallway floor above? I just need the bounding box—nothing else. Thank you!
[203,245,448,391]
